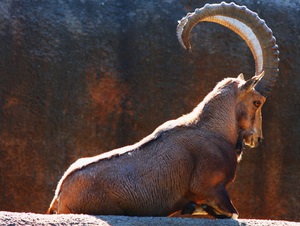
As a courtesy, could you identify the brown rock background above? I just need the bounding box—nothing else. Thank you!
[0,0,299,221]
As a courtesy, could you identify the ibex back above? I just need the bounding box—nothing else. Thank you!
[48,2,279,218]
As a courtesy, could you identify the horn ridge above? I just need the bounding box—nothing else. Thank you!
[177,1,279,97]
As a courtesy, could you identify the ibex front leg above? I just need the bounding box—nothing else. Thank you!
[206,185,238,219]
[183,185,238,219]
[181,202,208,216]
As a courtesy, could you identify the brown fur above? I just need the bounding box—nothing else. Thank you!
[47,74,266,218]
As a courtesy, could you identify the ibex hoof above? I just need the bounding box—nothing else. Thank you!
[231,213,239,219]
[181,202,196,215]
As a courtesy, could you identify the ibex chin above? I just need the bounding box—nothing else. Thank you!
[47,2,279,218]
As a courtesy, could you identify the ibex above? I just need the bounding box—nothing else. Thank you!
[47,2,279,218]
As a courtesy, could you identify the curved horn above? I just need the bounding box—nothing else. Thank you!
[177,1,279,97]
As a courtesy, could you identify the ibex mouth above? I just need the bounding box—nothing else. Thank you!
[249,140,257,148]
[240,130,261,148]
[244,136,260,148]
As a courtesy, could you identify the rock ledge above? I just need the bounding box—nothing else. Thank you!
[0,211,299,226]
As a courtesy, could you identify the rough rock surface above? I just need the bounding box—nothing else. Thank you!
[0,0,299,221]
[0,212,299,226]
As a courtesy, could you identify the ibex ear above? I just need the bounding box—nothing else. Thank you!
[237,73,245,81]
[240,71,265,92]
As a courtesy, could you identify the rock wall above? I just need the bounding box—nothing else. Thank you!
[0,0,299,221]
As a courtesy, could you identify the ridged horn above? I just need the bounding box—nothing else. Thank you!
[177,1,279,97]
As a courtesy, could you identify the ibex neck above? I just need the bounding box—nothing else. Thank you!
[192,82,239,147]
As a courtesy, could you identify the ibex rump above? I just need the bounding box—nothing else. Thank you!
[48,2,279,218]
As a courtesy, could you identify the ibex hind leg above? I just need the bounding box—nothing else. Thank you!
[47,197,58,214]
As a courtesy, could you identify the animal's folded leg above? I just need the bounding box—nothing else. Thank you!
[181,202,208,216]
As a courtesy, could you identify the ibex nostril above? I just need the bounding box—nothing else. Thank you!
[258,137,262,143]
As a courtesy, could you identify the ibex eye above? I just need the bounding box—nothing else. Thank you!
[253,101,261,107]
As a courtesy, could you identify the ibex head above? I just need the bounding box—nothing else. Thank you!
[236,72,266,148]
[177,2,279,148]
